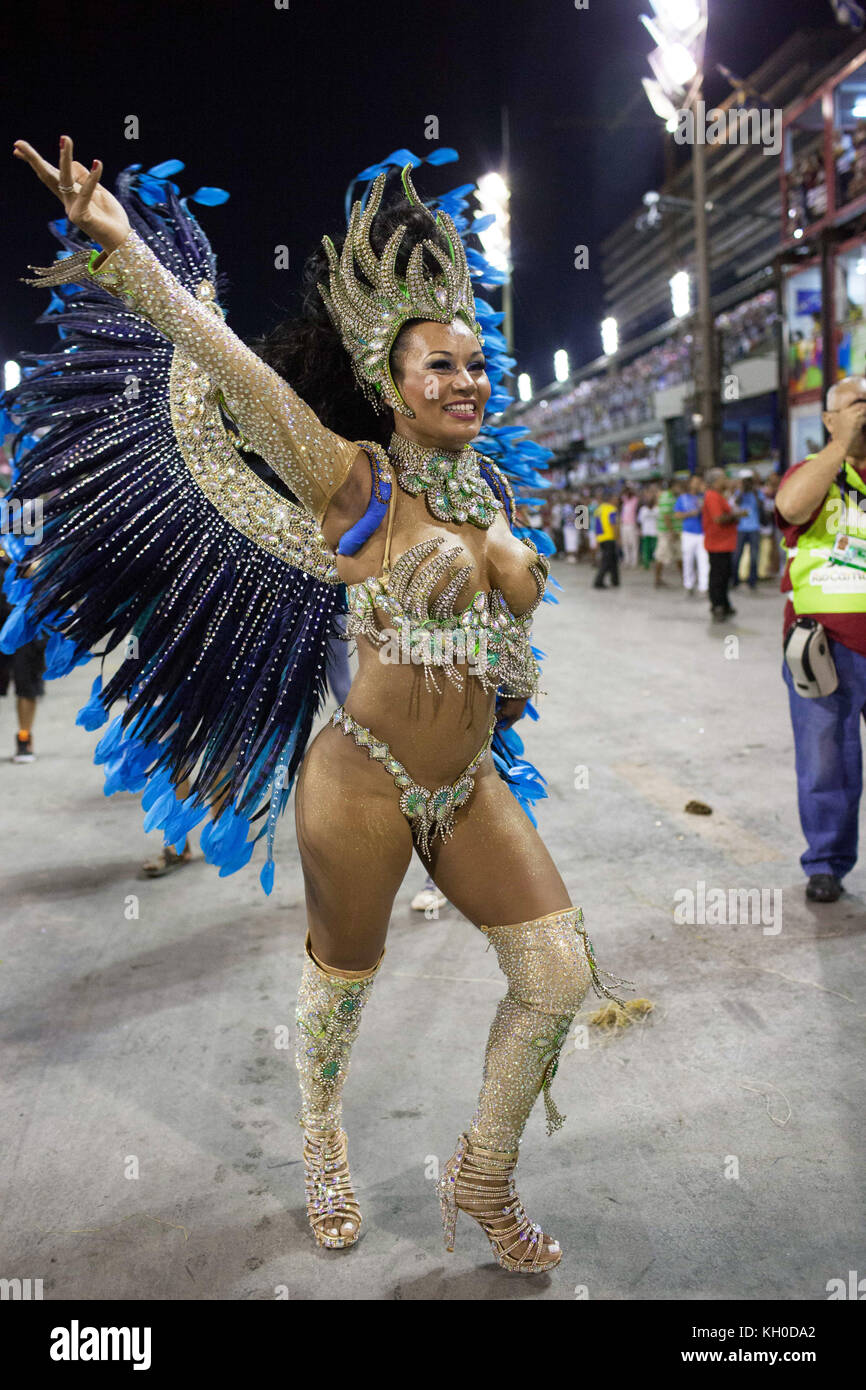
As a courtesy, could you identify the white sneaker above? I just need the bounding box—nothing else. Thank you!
[411,887,448,912]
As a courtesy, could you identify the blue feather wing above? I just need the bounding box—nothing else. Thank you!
[0,162,343,893]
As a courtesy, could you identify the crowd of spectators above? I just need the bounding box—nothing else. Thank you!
[516,291,777,455]
[786,121,866,238]
[517,471,785,610]
[783,113,866,242]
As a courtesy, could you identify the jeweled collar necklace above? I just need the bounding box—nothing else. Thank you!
[387,431,501,529]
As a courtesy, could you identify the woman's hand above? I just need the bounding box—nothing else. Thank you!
[13,136,130,253]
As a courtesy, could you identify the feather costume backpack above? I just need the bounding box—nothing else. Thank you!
[0,149,557,894]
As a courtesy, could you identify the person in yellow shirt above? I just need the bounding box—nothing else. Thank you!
[592,494,620,588]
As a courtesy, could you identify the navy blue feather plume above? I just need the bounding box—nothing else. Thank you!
[0,160,345,892]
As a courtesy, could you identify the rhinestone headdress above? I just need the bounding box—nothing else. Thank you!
[318,165,483,418]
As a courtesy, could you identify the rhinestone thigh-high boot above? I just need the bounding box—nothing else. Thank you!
[437,907,632,1274]
[295,931,385,1249]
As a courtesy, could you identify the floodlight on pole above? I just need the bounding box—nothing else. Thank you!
[641,77,679,123]
[4,360,21,392]
[475,172,511,274]
[553,349,570,382]
[601,318,619,356]
[640,0,707,106]
[642,2,706,56]
[670,270,691,318]
[638,0,714,476]
[477,143,514,365]
[639,14,667,48]
[646,37,697,89]
[517,372,533,402]
[649,0,701,26]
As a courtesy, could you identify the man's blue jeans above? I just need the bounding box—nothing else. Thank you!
[733,529,760,588]
[783,638,866,879]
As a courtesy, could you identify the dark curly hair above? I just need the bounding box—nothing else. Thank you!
[247,185,461,448]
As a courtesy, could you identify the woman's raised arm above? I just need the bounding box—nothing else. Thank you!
[13,136,363,527]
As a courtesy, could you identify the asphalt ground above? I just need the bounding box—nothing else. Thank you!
[1,558,864,1300]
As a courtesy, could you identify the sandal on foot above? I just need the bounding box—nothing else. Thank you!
[437,1132,561,1274]
[141,845,192,878]
[303,1127,362,1249]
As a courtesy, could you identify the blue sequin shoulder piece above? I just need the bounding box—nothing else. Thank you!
[337,443,392,556]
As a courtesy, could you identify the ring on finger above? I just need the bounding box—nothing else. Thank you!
[58,182,79,193]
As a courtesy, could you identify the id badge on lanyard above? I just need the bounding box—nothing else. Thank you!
[829,468,866,572]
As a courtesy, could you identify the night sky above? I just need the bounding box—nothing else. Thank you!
[0,0,844,390]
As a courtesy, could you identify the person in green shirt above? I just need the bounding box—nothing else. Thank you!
[654,479,679,588]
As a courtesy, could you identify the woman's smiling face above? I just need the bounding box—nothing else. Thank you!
[391,319,490,447]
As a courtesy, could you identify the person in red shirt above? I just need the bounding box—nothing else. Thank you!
[702,468,743,621]
[775,375,866,902]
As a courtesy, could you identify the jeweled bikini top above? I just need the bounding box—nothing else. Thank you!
[342,441,549,699]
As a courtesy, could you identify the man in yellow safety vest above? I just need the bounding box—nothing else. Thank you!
[776,375,866,901]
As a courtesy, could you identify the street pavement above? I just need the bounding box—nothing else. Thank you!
[1,559,864,1301]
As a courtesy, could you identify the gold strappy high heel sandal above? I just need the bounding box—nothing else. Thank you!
[302,1127,362,1249]
[295,931,385,1251]
[437,1133,562,1274]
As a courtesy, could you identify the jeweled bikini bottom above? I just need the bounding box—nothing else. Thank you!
[331,705,495,856]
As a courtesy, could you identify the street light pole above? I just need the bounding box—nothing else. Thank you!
[691,100,717,473]
[638,1,713,470]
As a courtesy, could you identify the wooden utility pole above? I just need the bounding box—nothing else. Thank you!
[691,90,717,474]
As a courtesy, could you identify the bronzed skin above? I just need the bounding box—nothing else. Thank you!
[15,137,570,1259]
[302,319,571,968]
[296,324,572,1259]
